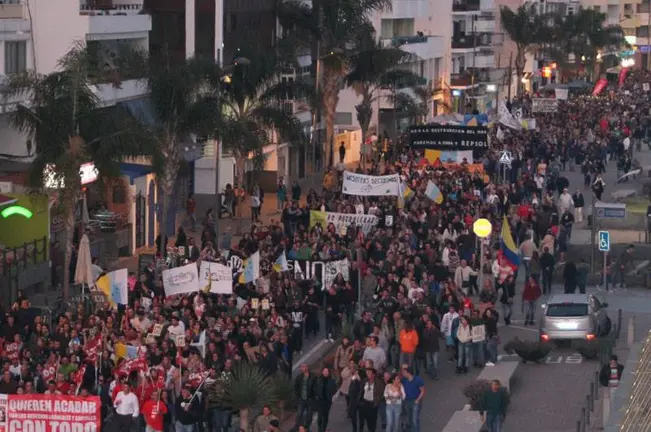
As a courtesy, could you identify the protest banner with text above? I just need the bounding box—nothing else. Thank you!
[0,394,101,432]
[342,172,400,196]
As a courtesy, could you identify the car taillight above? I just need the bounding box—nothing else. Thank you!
[586,334,596,341]
[541,334,550,341]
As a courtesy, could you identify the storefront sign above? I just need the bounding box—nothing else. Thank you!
[408,125,489,150]
[1,394,101,432]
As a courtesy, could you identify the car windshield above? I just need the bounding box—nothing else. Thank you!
[546,303,589,317]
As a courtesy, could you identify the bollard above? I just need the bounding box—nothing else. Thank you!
[582,407,587,431]
[586,395,592,421]
[595,371,600,393]
[603,387,612,426]
[628,316,635,348]
[617,309,623,339]
[588,391,594,413]
[590,382,596,405]
[576,420,581,432]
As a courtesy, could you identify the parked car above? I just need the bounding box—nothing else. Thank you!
[539,294,611,342]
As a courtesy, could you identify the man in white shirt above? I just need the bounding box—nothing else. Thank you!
[114,381,140,432]
[167,315,186,340]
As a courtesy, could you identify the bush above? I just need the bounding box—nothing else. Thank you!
[462,379,511,411]
[503,337,552,363]
[575,337,615,360]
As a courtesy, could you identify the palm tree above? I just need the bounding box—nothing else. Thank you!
[279,0,391,168]
[210,362,278,431]
[346,34,423,157]
[145,56,223,240]
[546,8,624,81]
[7,44,151,301]
[500,4,550,95]
[219,50,307,189]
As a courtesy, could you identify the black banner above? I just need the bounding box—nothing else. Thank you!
[409,124,489,150]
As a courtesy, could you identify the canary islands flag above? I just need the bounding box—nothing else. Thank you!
[273,251,289,273]
[425,181,443,204]
[499,216,520,270]
[238,251,260,284]
[96,268,128,307]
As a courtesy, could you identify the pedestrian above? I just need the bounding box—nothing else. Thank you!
[315,367,337,432]
[420,318,441,379]
[358,368,384,432]
[253,406,278,432]
[563,260,578,294]
[293,364,315,429]
[455,316,472,374]
[540,247,555,295]
[398,321,419,369]
[400,367,425,432]
[142,391,167,432]
[522,275,542,326]
[175,385,200,432]
[185,193,196,231]
[572,188,584,223]
[383,374,405,432]
[599,355,624,401]
[479,380,508,432]
[276,177,287,213]
[113,381,140,432]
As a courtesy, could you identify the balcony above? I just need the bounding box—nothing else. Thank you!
[474,53,495,68]
[452,34,490,50]
[0,2,26,19]
[472,18,495,33]
[450,69,491,87]
[80,0,144,15]
[393,35,445,60]
[453,0,480,12]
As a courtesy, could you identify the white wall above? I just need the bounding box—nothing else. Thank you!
[0,113,31,160]
[194,154,236,195]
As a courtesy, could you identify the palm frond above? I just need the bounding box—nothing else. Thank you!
[210,362,278,411]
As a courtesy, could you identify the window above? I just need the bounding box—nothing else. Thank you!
[5,41,26,75]
[546,303,589,317]
[112,183,126,204]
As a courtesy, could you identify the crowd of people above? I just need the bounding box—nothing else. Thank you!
[1,69,649,432]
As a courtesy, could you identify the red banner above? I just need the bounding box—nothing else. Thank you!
[2,394,101,432]
[592,78,608,96]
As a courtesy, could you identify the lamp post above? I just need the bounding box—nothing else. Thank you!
[473,218,492,291]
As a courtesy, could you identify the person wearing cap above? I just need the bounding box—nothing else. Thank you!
[253,405,278,432]
[113,382,140,432]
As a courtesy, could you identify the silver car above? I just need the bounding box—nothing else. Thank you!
[539,294,610,342]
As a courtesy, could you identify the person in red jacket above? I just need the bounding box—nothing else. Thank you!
[522,275,542,326]
[142,391,168,432]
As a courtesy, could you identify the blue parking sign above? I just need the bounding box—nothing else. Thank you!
[598,231,610,252]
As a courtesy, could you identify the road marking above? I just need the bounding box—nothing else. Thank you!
[498,323,539,332]
[292,339,328,371]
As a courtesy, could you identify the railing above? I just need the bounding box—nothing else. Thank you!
[0,236,48,277]
[452,0,480,11]
[392,35,428,46]
[79,1,144,15]
[451,34,489,49]
[0,1,24,19]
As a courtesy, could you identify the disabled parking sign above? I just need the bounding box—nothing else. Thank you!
[598,230,610,252]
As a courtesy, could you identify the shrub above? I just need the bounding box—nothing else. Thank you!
[463,379,511,411]
[503,337,552,363]
[575,337,615,360]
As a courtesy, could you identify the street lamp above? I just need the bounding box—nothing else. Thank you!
[473,218,492,291]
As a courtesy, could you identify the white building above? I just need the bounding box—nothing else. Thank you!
[0,0,152,159]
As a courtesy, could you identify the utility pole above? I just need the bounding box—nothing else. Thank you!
[495,52,501,110]
[470,14,477,113]
[647,2,651,71]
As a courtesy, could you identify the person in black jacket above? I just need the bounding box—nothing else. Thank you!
[175,385,200,432]
[314,367,337,432]
[293,364,315,429]
[572,189,585,223]
[540,247,555,295]
[599,355,624,389]
[563,261,578,294]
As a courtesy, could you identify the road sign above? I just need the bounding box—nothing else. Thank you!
[498,151,512,166]
[595,202,626,220]
[598,230,610,252]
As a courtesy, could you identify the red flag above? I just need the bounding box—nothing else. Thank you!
[187,371,209,388]
[72,364,87,385]
[592,78,608,96]
[85,335,103,364]
[618,67,628,87]
[114,357,148,377]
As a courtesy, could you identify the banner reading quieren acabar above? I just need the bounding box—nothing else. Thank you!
[309,211,378,235]
[342,171,400,196]
[408,124,488,150]
[0,394,101,432]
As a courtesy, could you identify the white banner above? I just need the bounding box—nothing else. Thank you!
[472,324,486,342]
[342,171,400,196]
[310,210,378,234]
[498,102,522,130]
[289,259,350,289]
[532,98,559,113]
[199,262,233,294]
[162,263,200,296]
[555,88,569,100]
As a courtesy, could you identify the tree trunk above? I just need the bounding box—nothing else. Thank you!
[160,139,180,249]
[356,95,372,169]
[239,408,250,432]
[515,48,526,97]
[62,165,82,302]
[322,65,340,171]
